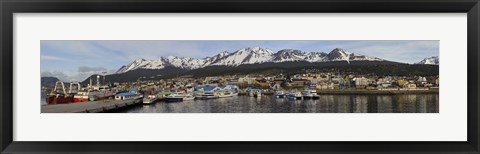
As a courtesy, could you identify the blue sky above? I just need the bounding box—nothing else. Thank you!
[41,40,439,82]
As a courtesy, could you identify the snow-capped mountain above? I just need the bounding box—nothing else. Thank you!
[416,56,439,65]
[115,47,385,73]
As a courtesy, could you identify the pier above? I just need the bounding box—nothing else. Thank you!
[41,99,142,113]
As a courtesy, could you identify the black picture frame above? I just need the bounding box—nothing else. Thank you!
[1,0,479,153]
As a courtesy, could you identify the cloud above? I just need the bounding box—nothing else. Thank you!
[78,66,108,73]
[41,55,69,61]
[316,40,439,63]
[41,71,70,81]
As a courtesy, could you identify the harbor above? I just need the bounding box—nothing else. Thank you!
[41,72,440,113]
[41,98,142,113]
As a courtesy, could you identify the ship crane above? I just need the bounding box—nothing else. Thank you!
[52,81,67,95]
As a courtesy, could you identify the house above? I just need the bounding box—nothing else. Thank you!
[115,92,140,100]
[354,77,369,88]
[291,79,309,87]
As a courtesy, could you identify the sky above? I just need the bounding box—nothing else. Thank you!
[41,40,439,82]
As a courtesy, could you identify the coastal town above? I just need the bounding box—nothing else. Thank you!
[42,70,439,112]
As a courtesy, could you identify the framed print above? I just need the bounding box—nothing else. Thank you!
[1,0,479,154]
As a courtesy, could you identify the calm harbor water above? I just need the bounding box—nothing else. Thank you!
[112,94,439,113]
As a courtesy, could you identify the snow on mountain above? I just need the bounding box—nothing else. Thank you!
[115,47,385,73]
[208,47,273,66]
[272,49,307,62]
[416,56,439,65]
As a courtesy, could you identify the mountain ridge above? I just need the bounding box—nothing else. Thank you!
[416,56,439,65]
[115,47,387,74]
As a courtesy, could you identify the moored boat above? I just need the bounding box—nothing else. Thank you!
[301,90,313,99]
[287,92,303,100]
[143,94,158,104]
[217,91,235,98]
[248,90,262,97]
[274,90,286,98]
[302,89,320,99]
[45,81,74,105]
[195,92,218,100]
[183,93,195,101]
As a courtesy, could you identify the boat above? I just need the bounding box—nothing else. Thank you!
[143,94,158,104]
[310,90,320,99]
[274,90,286,98]
[287,92,303,100]
[217,91,235,98]
[45,92,73,105]
[302,89,320,99]
[195,92,218,100]
[73,91,97,102]
[164,93,184,102]
[301,90,313,99]
[74,87,116,102]
[182,93,195,101]
[248,90,262,97]
[45,81,74,105]
[74,76,115,102]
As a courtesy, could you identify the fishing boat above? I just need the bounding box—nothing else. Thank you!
[287,92,303,100]
[195,92,218,100]
[274,90,286,98]
[73,91,95,102]
[45,81,74,105]
[74,76,115,102]
[74,86,116,102]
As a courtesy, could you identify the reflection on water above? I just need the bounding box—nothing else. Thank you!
[112,94,439,113]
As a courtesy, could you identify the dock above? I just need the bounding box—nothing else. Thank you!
[41,99,142,113]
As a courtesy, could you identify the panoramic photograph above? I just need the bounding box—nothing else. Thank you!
[40,40,439,113]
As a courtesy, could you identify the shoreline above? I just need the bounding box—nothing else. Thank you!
[240,89,439,95]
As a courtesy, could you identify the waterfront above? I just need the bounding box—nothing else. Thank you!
[112,94,439,113]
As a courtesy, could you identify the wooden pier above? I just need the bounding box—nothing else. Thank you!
[41,99,142,113]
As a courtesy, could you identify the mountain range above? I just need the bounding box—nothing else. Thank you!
[115,47,387,73]
[416,56,439,65]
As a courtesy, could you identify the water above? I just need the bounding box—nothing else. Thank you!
[41,93,46,106]
[112,94,439,113]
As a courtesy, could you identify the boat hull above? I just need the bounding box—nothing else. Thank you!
[164,97,183,102]
[143,98,158,104]
[45,95,73,105]
[73,97,89,103]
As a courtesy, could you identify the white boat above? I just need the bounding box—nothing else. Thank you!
[274,90,286,98]
[195,92,218,100]
[302,90,313,99]
[287,92,303,100]
[302,89,320,99]
[164,93,184,102]
[143,94,158,104]
[249,90,262,97]
[183,93,195,101]
[217,91,235,98]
